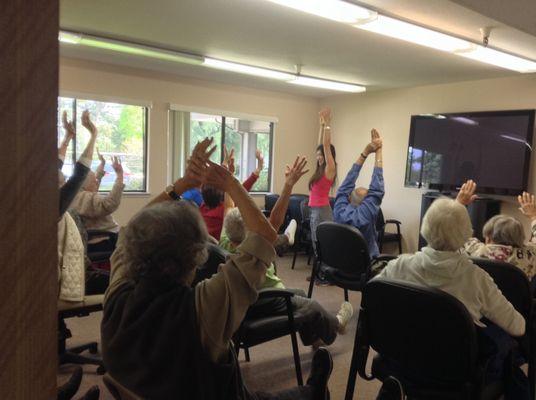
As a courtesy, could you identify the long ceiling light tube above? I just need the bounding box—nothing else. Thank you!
[265,0,536,73]
[59,30,366,93]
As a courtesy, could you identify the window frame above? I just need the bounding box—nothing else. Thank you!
[58,96,149,193]
[220,116,274,193]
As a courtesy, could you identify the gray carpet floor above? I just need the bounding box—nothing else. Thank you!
[57,253,383,399]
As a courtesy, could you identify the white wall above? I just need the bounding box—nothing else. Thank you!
[60,57,320,225]
[323,74,536,253]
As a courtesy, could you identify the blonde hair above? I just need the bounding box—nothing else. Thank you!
[420,198,472,251]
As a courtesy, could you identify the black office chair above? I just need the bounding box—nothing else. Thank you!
[345,278,504,400]
[291,198,313,269]
[58,295,106,374]
[263,193,280,218]
[308,222,371,301]
[470,257,535,399]
[192,243,228,286]
[233,288,305,386]
[376,208,402,254]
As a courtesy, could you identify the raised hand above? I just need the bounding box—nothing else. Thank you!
[111,156,123,175]
[223,144,236,175]
[456,179,478,206]
[518,192,536,220]
[365,129,382,155]
[183,137,216,187]
[62,111,76,140]
[97,148,106,166]
[319,107,331,126]
[255,149,264,175]
[284,156,309,188]
[204,160,235,192]
[81,110,97,136]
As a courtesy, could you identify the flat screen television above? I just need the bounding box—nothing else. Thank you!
[405,110,535,195]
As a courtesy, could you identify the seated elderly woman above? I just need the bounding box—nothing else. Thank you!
[70,155,125,254]
[219,156,353,348]
[375,182,528,400]
[463,183,536,280]
[101,139,333,400]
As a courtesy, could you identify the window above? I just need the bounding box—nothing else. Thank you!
[57,97,148,192]
[175,110,274,192]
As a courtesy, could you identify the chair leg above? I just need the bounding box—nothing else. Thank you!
[290,330,303,386]
[344,289,349,302]
[529,345,535,400]
[292,248,298,269]
[345,323,362,400]
[397,237,402,254]
[244,346,251,362]
[307,259,318,298]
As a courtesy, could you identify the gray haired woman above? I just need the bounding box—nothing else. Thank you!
[463,191,536,280]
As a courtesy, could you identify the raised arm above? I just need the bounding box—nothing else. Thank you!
[59,111,98,217]
[319,108,336,181]
[518,192,536,244]
[269,156,308,232]
[58,111,75,165]
[95,149,106,189]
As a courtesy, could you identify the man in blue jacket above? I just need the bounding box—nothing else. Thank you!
[333,129,384,258]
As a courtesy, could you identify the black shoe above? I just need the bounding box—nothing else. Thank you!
[76,386,100,400]
[307,348,333,400]
[376,376,405,400]
[57,366,83,400]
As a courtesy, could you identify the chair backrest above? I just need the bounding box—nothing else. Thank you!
[264,193,280,213]
[287,194,309,222]
[361,278,478,384]
[192,243,228,286]
[299,198,311,224]
[316,222,370,276]
[375,207,386,232]
[103,373,144,400]
[470,257,532,320]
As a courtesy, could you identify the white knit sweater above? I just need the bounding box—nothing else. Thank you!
[376,247,526,337]
[58,213,85,301]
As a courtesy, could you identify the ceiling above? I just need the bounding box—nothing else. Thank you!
[59,0,536,98]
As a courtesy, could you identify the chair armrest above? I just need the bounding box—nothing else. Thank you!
[87,229,116,239]
[257,288,296,300]
[374,254,398,262]
[385,219,401,226]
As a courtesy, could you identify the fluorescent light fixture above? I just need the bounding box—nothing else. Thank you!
[59,31,82,44]
[58,30,366,93]
[265,0,376,24]
[59,31,203,65]
[456,46,536,73]
[203,57,294,80]
[355,16,474,53]
[289,76,366,92]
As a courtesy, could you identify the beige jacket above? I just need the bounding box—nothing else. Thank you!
[71,180,125,232]
[105,230,275,364]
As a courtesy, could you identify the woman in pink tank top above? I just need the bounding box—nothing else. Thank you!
[308,108,337,257]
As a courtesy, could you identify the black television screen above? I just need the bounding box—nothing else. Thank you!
[405,110,535,195]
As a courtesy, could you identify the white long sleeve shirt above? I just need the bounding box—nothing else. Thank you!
[376,247,526,337]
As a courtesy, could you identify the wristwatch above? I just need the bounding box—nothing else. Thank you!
[165,185,181,200]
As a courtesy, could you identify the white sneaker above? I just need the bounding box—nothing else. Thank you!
[336,301,353,334]
[284,219,298,246]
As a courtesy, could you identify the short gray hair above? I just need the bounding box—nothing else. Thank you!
[350,190,364,206]
[223,207,246,244]
[122,201,209,283]
[420,198,473,251]
[482,215,524,248]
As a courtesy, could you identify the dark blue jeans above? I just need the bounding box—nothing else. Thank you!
[478,323,530,400]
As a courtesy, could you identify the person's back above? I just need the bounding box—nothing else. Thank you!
[102,277,241,400]
[377,248,524,336]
